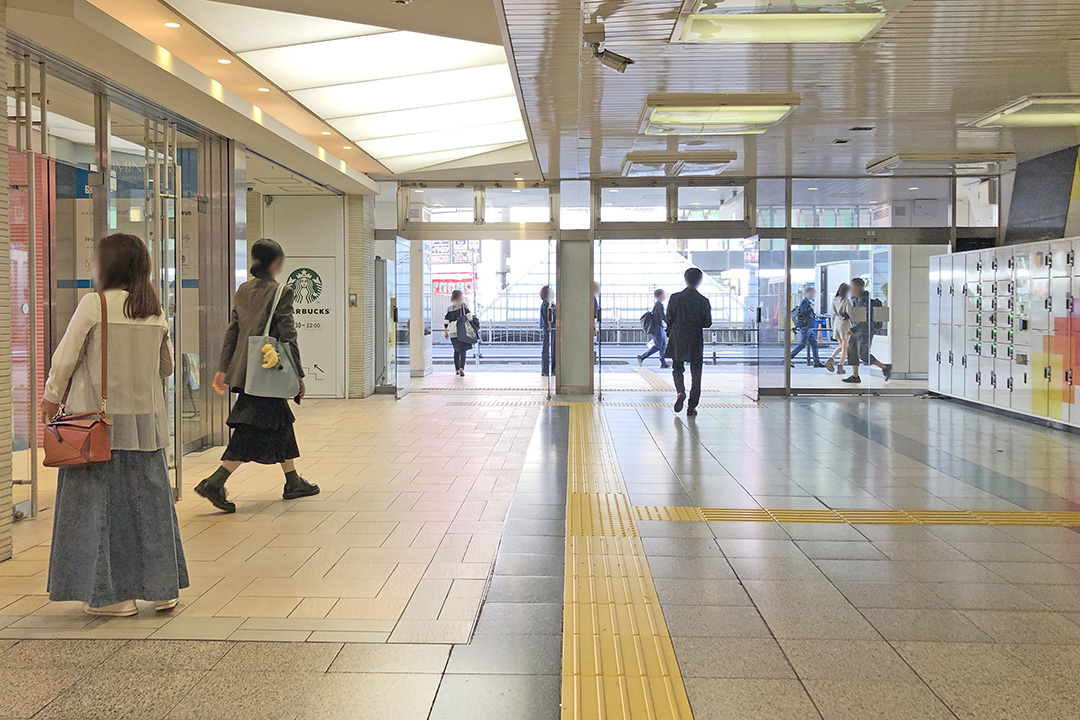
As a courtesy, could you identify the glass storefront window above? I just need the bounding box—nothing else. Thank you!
[484,186,551,223]
[599,185,666,223]
[677,185,745,221]
[406,186,475,223]
[756,179,786,228]
[792,178,952,228]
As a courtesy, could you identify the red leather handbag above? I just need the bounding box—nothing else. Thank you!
[43,293,112,468]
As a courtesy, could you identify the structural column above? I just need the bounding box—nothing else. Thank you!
[555,236,594,395]
[0,0,13,561]
[346,194,376,397]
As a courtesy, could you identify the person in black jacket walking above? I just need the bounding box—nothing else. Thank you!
[790,286,825,368]
[637,289,669,368]
[665,268,712,416]
[540,285,556,377]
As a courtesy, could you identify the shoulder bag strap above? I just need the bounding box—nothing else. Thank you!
[264,283,287,336]
[58,292,109,415]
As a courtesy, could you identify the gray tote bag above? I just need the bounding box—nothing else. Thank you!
[244,284,302,399]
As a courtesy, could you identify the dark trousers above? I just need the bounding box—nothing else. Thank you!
[672,358,704,409]
[639,329,668,366]
[541,328,555,376]
[847,333,879,368]
[451,339,469,371]
[791,327,821,365]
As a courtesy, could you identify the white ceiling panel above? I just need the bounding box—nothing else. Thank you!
[330,96,522,142]
[239,33,508,91]
[168,0,382,52]
[381,142,529,174]
[291,65,517,119]
[364,121,528,159]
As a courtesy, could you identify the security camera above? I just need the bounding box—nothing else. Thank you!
[593,46,634,73]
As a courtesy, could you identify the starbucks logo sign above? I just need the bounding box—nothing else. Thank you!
[286,267,323,304]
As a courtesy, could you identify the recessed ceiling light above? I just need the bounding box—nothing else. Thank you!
[343,146,352,150]
[909,187,920,191]
[414,188,424,193]
[623,150,738,177]
[511,189,521,193]
[866,152,1015,176]
[217,58,232,65]
[609,188,620,193]
[868,200,879,204]
[640,93,800,136]
[164,22,181,29]
[257,87,271,93]
[973,94,1080,128]
[321,131,331,136]
[807,187,819,191]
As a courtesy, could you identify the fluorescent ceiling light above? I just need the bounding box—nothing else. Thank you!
[675,1,904,44]
[972,95,1080,128]
[331,96,521,142]
[640,93,799,136]
[623,150,738,177]
[216,58,232,64]
[164,22,181,29]
[866,152,1015,175]
[257,87,271,93]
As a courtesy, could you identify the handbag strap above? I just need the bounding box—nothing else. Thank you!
[60,292,108,414]
[264,283,287,336]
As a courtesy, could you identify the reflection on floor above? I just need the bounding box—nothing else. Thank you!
[3,392,1080,719]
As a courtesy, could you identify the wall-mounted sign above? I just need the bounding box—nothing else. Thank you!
[283,256,338,398]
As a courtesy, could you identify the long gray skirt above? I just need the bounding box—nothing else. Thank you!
[48,449,189,608]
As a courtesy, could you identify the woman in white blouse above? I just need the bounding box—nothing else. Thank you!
[825,282,853,374]
[41,233,188,617]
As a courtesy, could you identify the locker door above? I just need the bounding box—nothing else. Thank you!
[995,358,1012,409]
[964,353,980,401]
[979,356,996,405]
[928,324,940,393]
[939,256,953,326]
[951,256,966,325]
[938,324,952,395]
[1031,278,1051,332]
[1051,239,1073,279]
[1047,275,1072,421]
[1012,353,1033,414]
[951,325,966,396]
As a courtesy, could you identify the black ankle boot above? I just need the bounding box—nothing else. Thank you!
[283,472,320,500]
[195,476,236,513]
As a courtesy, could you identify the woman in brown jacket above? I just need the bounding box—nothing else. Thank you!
[194,238,319,513]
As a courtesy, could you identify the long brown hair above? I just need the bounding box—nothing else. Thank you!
[95,233,162,320]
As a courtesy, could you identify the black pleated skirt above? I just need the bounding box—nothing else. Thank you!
[222,390,300,465]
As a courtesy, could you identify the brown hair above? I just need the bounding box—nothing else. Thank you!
[95,233,162,320]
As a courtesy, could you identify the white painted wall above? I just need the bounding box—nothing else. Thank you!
[261,195,347,398]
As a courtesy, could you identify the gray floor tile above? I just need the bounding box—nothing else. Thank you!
[36,668,205,720]
[707,522,792,540]
[652,577,753,606]
[1017,584,1080,612]
[328,643,450,674]
[672,637,795,679]
[446,632,561,675]
[662,605,771,638]
[485,575,564,604]
[979,561,1080,585]
[103,640,233,670]
[214,641,343,673]
[950,541,1055,563]
[641,537,726,557]
[803,679,955,720]
[0,638,128,668]
[684,678,820,720]
[636,520,717,539]
[893,641,1039,685]
[779,639,918,681]
[796,540,888,561]
[960,610,1080,644]
[295,672,441,720]
[929,583,1048,611]
[473,602,562,635]
[167,670,310,720]
[428,673,560,720]
[493,553,563,578]
[647,555,735,579]
[716,538,806,558]
[861,608,994,643]
[496,535,565,556]
[835,581,950,609]
[728,556,826,581]
[778,523,869,542]
[0,666,84,718]
[812,559,913,584]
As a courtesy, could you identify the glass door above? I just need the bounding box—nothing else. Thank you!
[743,237,760,401]
[395,237,411,398]
[758,238,788,394]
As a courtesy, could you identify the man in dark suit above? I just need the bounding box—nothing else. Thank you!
[665,268,713,416]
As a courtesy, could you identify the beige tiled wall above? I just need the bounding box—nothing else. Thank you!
[346,194,376,398]
[0,0,12,562]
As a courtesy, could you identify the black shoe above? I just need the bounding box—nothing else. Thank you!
[686,407,698,417]
[813,363,827,369]
[283,477,320,500]
[660,364,670,369]
[194,479,236,514]
[842,376,862,384]
[883,364,893,381]
[674,393,686,413]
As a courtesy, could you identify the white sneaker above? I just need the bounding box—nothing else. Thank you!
[84,600,138,617]
[154,599,179,611]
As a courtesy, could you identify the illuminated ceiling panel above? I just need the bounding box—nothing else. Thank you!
[675,0,905,44]
[973,96,1080,128]
[169,0,527,175]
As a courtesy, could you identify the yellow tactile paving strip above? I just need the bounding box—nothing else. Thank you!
[449,400,763,409]
[634,366,673,392]
[655,506,1080,527]
[563,404,694,720]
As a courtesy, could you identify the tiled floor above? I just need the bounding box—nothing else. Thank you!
[4,387,1080,719]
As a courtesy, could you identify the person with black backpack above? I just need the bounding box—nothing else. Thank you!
[637,288,669,368]
[790,286,825,368]
[843,277,892,384]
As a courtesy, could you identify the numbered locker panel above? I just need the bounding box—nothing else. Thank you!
[951,325,967,396]
[995,358,1013,409]
[979,356,996,405]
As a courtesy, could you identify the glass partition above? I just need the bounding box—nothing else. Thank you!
[484,187,551,223]
[956,176,999,228]
[792,177,952,228]
[560,180,591,230]
[407,186,474,223]
[677,185,745,221]
[599,185,666,223]
[756,179,786,229]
